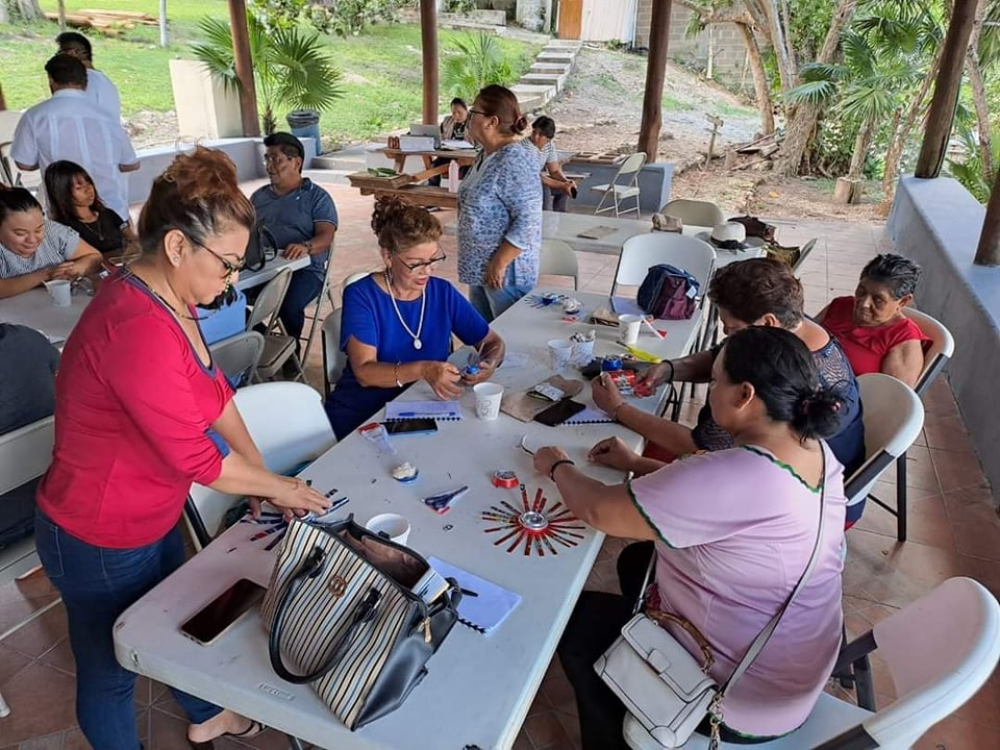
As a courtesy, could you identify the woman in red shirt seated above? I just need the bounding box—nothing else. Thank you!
[817,253,929,388]
[35,147,330,750]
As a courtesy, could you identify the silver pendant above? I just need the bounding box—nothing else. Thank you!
[413,338,422,350]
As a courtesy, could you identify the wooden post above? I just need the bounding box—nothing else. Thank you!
[420,0,439,126]
[228,0,260,137]
[0,83,6,112]
[975,170,1000,265]
[637,0,672,162]
[915,0,978,178]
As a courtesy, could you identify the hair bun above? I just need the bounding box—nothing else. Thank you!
[163,146,240,205]
[513,114,529,134]
[792,388,844,440]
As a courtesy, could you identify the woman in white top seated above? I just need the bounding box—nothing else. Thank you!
[0,187,101,299]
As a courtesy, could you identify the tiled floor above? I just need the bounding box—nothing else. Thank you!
[2,187,998,749]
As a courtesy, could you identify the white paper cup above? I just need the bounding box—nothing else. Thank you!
[44,280,72,307]
[547,338,574,371]
[366,513,411,545]
[473,382,504,420]
[572,339,596,366]
[618,314,643,345]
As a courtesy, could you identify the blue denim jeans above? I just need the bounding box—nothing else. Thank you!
[35,511,222,749]
[279,267,325,343]
[468,265,535,323]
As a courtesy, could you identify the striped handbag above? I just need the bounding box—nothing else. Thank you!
[260,515,460,729]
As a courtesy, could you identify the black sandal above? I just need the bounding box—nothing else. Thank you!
[226,719,267,739]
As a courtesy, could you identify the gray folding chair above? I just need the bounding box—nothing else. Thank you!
[209,331,265,387]
[246,267,304,382]
[591,152,646,218]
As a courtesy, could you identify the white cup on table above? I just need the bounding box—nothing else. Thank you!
[43,280,72,308]
[547,338,574,371]
[473,382,504,420]
[572,339,596,367]
[618,314,643,345]
[365,513,411,545]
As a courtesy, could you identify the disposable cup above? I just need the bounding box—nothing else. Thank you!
[547,338,574,371]
[618,314,643,345]
[365,513,411,545]
[572,339,596,367]
[44,280,72,307]
[473,382,504,421]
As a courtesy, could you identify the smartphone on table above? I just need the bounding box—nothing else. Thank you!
[383,418,439,436]
[180,578,267,646]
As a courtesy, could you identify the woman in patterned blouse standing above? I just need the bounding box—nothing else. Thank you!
[457,84,543,322]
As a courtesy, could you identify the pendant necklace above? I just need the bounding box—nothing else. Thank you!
[385,270,425,350]
[127,269,198,322]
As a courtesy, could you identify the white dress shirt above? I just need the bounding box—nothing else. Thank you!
[87,68,122,123]
[11,89,138,219]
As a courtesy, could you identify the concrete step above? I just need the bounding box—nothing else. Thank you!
[530,62,571,74]
[520,71,568,88]
[512,83,555,111]
[537,51,576,65]
[544,39,583,49]
[301,168,356,186]
[311,153,366,171]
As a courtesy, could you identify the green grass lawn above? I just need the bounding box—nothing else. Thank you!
[1,5,538,142]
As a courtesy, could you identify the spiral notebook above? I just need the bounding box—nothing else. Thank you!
[562,406,614,425]
[427,557,521,635]
[384,401,462,421]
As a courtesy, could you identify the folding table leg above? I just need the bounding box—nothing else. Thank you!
[287,736,307,750]
[0,689,9,718]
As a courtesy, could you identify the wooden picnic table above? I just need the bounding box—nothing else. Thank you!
[380,147,478,173]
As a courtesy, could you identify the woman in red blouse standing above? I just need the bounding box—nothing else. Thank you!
[817,253,930,388]
[35,147,330,749]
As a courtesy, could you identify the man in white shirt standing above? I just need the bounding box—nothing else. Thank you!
[55,31,121,123]
[12,54,139,220]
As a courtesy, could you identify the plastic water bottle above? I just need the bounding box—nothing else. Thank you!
[448,160,460,193]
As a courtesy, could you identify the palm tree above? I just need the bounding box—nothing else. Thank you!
[441,33,517,102]
[191,13,344,135]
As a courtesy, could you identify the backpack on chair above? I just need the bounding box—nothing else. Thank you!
[637,265,700,321]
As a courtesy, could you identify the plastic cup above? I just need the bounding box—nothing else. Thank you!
[44,280,72,307]
[618,314,643,345]
[365,513,411,545]
[572,339,596,367]
[473,382,504,421]
[547,338,574,371]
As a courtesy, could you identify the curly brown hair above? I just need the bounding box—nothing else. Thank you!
[137,146,255,256]
[708,257,805,329]
[371,196,442,255]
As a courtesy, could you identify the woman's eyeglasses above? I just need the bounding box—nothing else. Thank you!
[468,109,489,119]
[187,235,246,279]
[398,254,447,272]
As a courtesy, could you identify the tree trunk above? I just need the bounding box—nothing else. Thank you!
[737,23,775,136]
[772,0,858,177]
[848,120,874,179]
[57,0,65,30]
[6,0,43,21]
[881,53,942,208]
[0,83,6,111]
[761,0,795,93]
[638,0,673,161]
[967,0,992,184]
[158,0,168,47]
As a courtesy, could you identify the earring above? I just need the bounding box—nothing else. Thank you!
[172,256,180,263]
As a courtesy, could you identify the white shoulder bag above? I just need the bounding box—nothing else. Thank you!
[594,451,827,749]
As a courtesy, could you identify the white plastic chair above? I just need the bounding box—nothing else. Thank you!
[0,416,60,718]
[843,374,925,527]
[183,382,336,548]
[539,239,579,290]
[661,199,725,228]
[793,238,818,274]
[246,267,304,382]
[591,152,647,218]
[322,308,346,397]
[624,576,1000,749]
[611,233,716,297]
[209,331,265,387]
[864,310,954,542]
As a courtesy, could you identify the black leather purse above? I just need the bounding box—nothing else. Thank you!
[260,515,460,729]
[245,222,278,273]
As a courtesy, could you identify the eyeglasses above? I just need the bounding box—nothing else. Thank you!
[397,253,447,272]
[187,235,246,279]
[468,109,490,119]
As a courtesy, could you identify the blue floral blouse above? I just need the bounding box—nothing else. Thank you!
[457,140,543,287]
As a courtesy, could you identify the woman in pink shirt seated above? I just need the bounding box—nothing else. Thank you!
[535,326,847,747]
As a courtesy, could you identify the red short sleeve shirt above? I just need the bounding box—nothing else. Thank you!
[37,274,234,548]
[822,296,929,376]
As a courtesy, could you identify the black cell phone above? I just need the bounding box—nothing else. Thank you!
[534,399,586,427]
[384,418,439,435]
[180,578,267,646]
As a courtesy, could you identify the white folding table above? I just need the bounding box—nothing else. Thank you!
[235,254,311,292]
[112,288,703,750]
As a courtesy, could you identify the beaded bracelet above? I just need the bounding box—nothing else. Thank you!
[548,459,575,482]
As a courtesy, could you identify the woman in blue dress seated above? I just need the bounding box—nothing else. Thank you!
[325,197,506,439]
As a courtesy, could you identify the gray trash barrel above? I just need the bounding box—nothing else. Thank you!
[286,109,322,154]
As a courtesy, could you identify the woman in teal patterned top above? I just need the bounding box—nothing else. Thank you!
[457,85,543,322]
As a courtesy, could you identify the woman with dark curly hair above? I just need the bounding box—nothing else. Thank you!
[325,196,505,439]
[816,253,929,387]
[593,258,866,483]
[538,326,847,749]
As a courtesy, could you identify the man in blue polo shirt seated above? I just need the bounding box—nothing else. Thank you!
[251,132,338,349]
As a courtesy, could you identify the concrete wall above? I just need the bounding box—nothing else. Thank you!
[634,0,752,85]
[887,176,1000,503]
[169,60,244,141]
[565,159,673,213]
